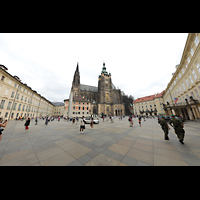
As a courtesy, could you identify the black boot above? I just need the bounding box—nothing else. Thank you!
[165,136,169,140]
[179,140,184,144]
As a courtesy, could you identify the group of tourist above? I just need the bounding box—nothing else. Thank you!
[0,113,186,145]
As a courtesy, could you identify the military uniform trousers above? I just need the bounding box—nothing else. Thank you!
[174,128,185,141]
[162,127,169,138]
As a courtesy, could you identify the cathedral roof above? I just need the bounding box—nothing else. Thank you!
[73,95,90,102]
[80,84,98,92]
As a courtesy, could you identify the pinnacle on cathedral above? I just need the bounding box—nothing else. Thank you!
[101,61,108,75]
[75,62,79,72]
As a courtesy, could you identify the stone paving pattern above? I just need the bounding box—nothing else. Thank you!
[0,117,200,166]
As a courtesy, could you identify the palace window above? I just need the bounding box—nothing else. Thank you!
[0,100,6,109]
[186,79,190,87]
[192,70,197,80]
[182,68,185,74]
[182,83,186,90]
[196,62,200,73]
[179,73,181,78]
[195,36,199,47]
[190,48,194,56]
[7,101,12,110]
[187,57,190,64]
[189,75,193,84]
[179,86,182,92]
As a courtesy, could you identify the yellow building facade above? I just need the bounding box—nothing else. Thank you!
[162,33,200,120]
[0,65,54,120]
[133,91,165,116]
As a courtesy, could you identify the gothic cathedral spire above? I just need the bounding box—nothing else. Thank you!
[71,62,80,96]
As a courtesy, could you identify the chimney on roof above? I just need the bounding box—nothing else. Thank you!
[14,75,21,81]
[0,64,8,71]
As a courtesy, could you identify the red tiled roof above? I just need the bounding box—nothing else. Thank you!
[133,90,165,104]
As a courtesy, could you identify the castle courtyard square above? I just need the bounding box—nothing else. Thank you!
[0,117,200,166]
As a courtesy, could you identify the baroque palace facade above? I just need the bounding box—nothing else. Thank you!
[0,64,55,120]
[132,33,200,120]
[162,33,200,120]
[64,62,125,117]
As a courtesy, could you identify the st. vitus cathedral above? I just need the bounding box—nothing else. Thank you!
[69,62,125,117]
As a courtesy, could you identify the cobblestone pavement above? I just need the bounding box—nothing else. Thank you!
[0,117,200,166]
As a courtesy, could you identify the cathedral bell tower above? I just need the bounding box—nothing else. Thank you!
[98,62,113,116]
[71,62,80,96]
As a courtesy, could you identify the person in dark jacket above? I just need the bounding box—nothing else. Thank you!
[169,114,185,144]
[25,118,30,131]
[158,116,170,140]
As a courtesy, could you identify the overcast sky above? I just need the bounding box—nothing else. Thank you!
[0,33,188,102]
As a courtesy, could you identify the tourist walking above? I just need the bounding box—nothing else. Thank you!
[90,117,94,128]
[128,116,133,127]
[35,117,38,125]
[45,117,48,125]
[158,116,170,140]
[169,114,185,144]
[72,117,75,125]
[79,116,86,134]
[0,117,7,141]
[25,118,30,131]
[138,116,142,127]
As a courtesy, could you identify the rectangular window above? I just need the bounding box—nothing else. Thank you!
[182,68,185,74]
[0,100,6,109]
[197,62,200,73]
[192,70,197,80]
[186,79,190,87]
[195,36,199,47]
[7,101,12,110]
[5,112,8,118]
[182,83,186,90]
[11,92,15,98]
[190,48,194,56]
[189,75,193,84]
[187,57,190,64]
[13,103,17,110]
[179,86,182,92]
[18,104,21,111]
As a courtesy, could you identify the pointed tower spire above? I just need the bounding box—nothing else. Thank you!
[76,62,79,72]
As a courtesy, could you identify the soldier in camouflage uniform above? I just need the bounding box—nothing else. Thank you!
[158,116,170,140]
[169,115,185,144]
